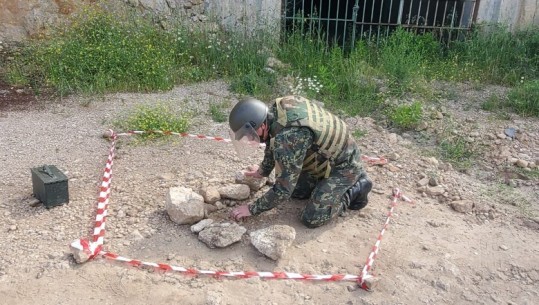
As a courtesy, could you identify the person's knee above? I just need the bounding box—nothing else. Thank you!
[300,205,332,228]
[301,215,330,228]
[291,191,311,199]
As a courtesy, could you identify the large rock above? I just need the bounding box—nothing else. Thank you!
[235,170,267,191]
[191,219,214,233]
[200,186,221,204]
[218,184,250,200]
[165,186,205,225]
[198,222,246,248]
[250,225,296,260]
[451,200,473,213]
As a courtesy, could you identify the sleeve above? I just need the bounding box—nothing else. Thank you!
[248,127,313,216]
[258,139,275,177]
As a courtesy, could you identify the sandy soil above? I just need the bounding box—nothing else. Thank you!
[0,80,538,305]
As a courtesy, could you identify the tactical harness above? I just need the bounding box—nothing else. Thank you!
[270,96,349,179]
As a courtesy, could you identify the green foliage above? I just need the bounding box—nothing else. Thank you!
[115,104,190,139]
[208,101,228,123]
[506,79,539,117]
[277,33,382,116]
[447,25,539,84]
[9,8,179,94]
[481,94,505,112]
[378,28,440,94]
[438,136,475,168]
[387,101,423,130]
[229,71,277,102]
[4,6,539,123]
[352,129,367,139]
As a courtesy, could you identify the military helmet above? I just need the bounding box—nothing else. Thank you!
[228,98,268,133]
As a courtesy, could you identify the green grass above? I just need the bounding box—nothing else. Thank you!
[387,101,423,130]
[3,6,539,120]
[507,79,539,117]
[352,129,368,139]
[208,101,229,123]
[114,103,190,140]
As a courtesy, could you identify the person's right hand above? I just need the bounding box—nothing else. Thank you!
[244,164,263,178]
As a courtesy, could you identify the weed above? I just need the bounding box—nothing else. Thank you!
[209,101,228,123]
[438,136,475,169]
[352,129,368,139]
[506,79,539,117]
[481,94,505,112]
[114,104,190,140]
[387,101,423,130]
[486,184,535,217]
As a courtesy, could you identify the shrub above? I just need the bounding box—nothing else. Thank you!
[115,104,190,139]
[506,79,539,117]
[388,101,423,130]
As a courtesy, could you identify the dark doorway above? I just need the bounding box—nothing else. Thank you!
[282,0,479,48]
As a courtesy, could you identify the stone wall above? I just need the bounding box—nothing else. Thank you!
[0,0,281,44]
[476,0,539,30]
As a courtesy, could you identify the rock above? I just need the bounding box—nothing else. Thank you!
[515,132,528,142]
[416,177,429,187]
[416,121,428,131]
[159,173,175,181]
[250,225,296,260]
[386,152,400,161]
[515,160,529,168]
[198,222,246,248]
[218,184,250,200]
[496,133,506,139]
[102,130,114,138]
[426,157,439,166]
[386,164,400,172]
[235,170,267,191]
[473,202,491,214]
[165,187,205,225]
[130,229,144,240]
[214,201,225,210]
[504,128,516,139]
[388,133,398,143]
[205,203,218,214]
[191,219,214,233]
[426,186,445,196]
[428,177,439,186]
[28,198,41,207]
[499,245,509,251]
[451,200,473,213]
[200,186,221,204]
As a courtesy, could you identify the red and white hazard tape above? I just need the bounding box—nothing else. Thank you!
[71,129,412,290]
[116,130,233,143]
[361,155,388,166]
[358,188,413,290]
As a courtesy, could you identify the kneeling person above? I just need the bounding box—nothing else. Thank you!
[229,96,372,228]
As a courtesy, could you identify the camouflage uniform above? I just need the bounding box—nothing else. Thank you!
[248,96,364,228]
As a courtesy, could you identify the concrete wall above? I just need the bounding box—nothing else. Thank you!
[477,0,539,30]
[0,0,281,44]
[205,0,281,36]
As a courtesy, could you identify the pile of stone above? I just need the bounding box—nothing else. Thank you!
[165,170,295,260]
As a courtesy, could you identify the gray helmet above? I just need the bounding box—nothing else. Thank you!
[228,98,268,132]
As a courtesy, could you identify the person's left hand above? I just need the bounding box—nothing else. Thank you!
[230,204,252,221]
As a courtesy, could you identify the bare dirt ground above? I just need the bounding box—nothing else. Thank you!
[0,80,538,305]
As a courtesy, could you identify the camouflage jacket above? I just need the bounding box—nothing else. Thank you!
[248,96,352,216]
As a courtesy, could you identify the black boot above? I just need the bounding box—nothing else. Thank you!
[346,176,373,210]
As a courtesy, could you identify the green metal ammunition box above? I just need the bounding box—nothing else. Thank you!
[31,165,69,208]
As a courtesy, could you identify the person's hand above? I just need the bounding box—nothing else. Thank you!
[230,204,252,221]
[244,164,263,179]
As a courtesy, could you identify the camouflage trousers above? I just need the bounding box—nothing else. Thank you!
[294,139,365,228]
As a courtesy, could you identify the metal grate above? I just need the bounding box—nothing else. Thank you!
[282,0,479,49]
